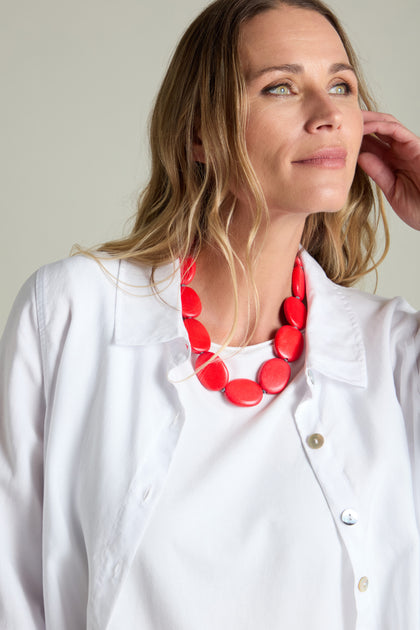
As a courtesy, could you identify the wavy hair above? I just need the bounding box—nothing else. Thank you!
[98,0,389,290]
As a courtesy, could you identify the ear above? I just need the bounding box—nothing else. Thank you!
[193,131,206,163]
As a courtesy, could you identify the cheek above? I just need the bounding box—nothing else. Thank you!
[342,109,364,170]
[245,113,271,154]
[352,109,364,150]
[245,113,293,168]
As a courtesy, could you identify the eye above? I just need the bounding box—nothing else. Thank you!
[264,83,293,96]
[329,82,351,95]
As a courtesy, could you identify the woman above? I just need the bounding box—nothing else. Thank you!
[0,0,419,628]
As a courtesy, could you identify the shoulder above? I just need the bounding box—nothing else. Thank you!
[303,250,419,339]
[329,274,419,397]
[341,287,419,392]
[340,284,419,341]
[0,255,125,362]
[35,254,174,334]
[303,250,419,390]
[35,253,168,300]
[33,254,181,347]
[34,252,167,312]
[36,253,121,299]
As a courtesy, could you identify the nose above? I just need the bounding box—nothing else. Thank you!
[304,91,343,133]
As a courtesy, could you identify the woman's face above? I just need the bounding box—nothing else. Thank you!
[238,6,364,218]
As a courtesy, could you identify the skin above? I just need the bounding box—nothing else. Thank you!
[359,111,420,231]
[192,5,420,346]
[237,6,364,221]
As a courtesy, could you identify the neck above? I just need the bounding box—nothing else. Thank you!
[190,211,306,346]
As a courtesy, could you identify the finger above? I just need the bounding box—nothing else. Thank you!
[362,125,420,166]
[362,119,418,145]
[359,134,389,160]
[361,110,400,125]
[357,152,395,199]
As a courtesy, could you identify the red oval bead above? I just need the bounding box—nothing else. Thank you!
[195,351,229,391]
[183,318,211,353]
[258,358,291,394]
[294,256,303,268]
[224,379,263,407]
[181,286,202,318]
[180,257,196,285]
[274,325,304,361]
[292,265,305,300]
[284,297,307,329]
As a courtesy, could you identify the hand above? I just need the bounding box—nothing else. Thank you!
[358,111,420,230]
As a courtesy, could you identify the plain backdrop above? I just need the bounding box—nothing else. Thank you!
[1,0,419,334]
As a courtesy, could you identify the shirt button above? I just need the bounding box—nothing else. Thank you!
[358,576,369,592]
[341,508,359,525]
[307,433,324,449]
[113,562,121,579]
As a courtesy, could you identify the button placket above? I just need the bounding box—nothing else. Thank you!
[295,383,370,620]
[302,376,324,452]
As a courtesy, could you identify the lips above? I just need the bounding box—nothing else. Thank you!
[292,147,347,169]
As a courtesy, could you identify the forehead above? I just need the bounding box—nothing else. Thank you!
[239,6,349,74]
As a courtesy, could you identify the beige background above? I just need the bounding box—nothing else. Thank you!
[1,0,419,334]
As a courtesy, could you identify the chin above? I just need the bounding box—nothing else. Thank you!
[317,200,349,214]
[264,179,355,217]
[300,186,352,214]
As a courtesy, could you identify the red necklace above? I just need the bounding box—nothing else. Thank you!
[180,256,306,407]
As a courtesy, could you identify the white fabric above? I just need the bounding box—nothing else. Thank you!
[109,343,355,630]
[0,251,419,630]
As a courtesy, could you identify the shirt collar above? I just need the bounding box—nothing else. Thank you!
[301,250,367,388]
[114,251,367,388]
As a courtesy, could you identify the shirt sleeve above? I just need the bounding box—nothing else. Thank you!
[0,272,46,629]
[390,301,420,528]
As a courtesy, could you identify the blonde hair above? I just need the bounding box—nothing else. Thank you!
[99,0,389,291]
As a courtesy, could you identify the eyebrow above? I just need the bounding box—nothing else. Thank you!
[247,62,356,81]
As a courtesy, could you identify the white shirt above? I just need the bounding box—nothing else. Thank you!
[109,342,355,629]
[0,251,419,630]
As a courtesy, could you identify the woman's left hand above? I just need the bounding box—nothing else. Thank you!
[358,111,420,230]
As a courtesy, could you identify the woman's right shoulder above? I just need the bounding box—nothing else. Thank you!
[35,253,121,298]
[4,254,125,345]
